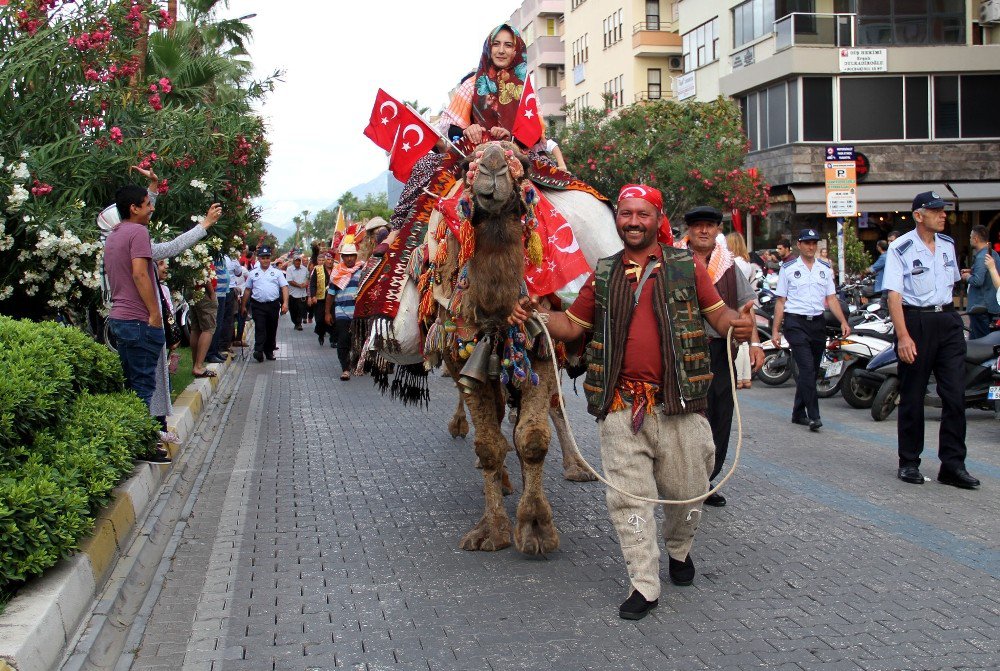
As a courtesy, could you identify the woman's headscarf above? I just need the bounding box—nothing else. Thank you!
[471,24,527,132]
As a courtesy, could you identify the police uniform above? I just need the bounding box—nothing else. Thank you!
[883,191,975,487]
[775,229,836,428]
[244,247,288,361]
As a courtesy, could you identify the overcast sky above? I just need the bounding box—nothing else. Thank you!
[219,1,522,230]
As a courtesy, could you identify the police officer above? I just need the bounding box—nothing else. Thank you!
[884,192,980,489]
[771,229,850,431]
[240,246,289,362]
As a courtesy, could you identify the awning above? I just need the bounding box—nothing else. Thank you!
[789,183,951,214]
[948,182,1000,210]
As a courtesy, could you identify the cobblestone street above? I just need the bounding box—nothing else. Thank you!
[129,321,999,671]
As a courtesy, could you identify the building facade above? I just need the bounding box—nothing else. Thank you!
[562,0,684,119]
[677,0,1000,260]
[509,0,569,126]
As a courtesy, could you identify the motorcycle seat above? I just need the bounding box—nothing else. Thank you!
[965,341,999,364]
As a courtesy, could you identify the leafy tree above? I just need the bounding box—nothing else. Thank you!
[826,222,872,276]
[558,98,769,224]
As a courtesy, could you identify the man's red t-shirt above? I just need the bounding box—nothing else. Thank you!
[565,248,724,384]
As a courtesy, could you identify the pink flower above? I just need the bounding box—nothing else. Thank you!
[158,77,172,94]
[149,83,158,93]
[84,68,99,81]
[31,180,53,197]
[110,126,123,144]
[157,179,169,195]
[148,94,163,111]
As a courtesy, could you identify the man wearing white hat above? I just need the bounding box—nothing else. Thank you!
[324,244,364,380]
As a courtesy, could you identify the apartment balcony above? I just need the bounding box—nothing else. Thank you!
[519,0,564,18]
[774,13,856,51]
[527,35,564,68]
[632,21,681,58]
[537,85,566,119]
[634,84,674,103]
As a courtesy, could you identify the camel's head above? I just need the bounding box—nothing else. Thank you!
[464,141,529,217]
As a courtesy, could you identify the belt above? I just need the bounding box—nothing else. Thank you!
[902,304,954,313]
[251,297,280,304]
[787,313,823,321]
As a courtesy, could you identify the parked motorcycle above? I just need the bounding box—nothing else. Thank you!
[819,305,895,407]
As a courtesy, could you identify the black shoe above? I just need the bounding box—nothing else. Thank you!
[809,419,823,432]
[791,417,810,427]
[265,353,276,360]
[205,354,226,364]
[897,466,924,484]
[619,590,658,620]
[937,467,980,489]
[704,490,727,507]
[253,350,264,363]
[294,324,303,331]
[668,555,696,586]
[318,335,325,345]
[137,446,172,464]
[330,342,336,348]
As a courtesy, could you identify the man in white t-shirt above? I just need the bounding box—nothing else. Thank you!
[285,255,310,330]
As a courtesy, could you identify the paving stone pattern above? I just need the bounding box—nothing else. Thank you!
[132,321,1000,671]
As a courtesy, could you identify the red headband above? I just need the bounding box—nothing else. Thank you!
[617,183,673,246]
[618,184,663,212]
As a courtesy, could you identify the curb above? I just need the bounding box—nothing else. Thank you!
[0,348,240,671]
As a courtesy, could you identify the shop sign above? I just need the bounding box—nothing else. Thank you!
[675,72,696,101]
[839,48,887,73]
[732,46,755,69]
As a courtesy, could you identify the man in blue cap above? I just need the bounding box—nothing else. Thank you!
[240,246,289,362]
[771,228,850,431]
[884,191,979,489]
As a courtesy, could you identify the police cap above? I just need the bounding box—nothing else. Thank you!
[911,191,951,211]
[797,229,821,242]
[257,245,272,257]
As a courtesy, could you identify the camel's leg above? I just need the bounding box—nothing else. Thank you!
[445,356,513,551]
[549,402,597,482]
[511,360,559,555]
[448,392,470,438]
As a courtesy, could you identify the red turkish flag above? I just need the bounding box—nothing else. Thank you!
[387,107,438,182]
[512,76,543,149]
[524,191,592,295]
[363,89,405,152]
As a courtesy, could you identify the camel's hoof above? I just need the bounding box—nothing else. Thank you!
[563,462,598,482]
[507,408,519,426]
[460,516,512,552]
[449,416,469,438]
[514,519,559,556]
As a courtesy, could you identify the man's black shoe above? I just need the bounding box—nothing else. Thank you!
[938,467,980,489]
[318,334,324,345]
[294,324,303,331]
[791,417,810,427]
[265,353,276,361]
[897,466,924,484]
[330,341,336,348]
[253,350,264,363]
[704,491,726,507]
[137,446,172,464]
[809,419,823,432]
[668,555,696,586]
[205,354,226,364]
[619,590,658,620]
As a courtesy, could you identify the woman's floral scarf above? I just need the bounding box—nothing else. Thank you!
[471,24,528,133]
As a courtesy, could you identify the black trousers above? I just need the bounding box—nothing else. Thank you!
[897,310,967,470]
[313,302,332,341]
[784,314,826,421]
[706,338,735,481]
[289,296,307,327]
[333,318,352,371]
[218,289,237,350]
[250,298,280,356]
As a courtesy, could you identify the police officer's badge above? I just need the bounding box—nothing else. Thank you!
[794,270,802,278]
[819,271,826,278]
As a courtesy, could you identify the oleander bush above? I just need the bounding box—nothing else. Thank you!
[0,317,158,592]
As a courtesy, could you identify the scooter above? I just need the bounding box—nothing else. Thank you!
[755,287,795,386]
[858,330,1000,421]
[818,305,895,407]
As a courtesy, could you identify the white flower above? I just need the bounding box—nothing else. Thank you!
[0,286,12,301]
[10,162,30,181]
[190,179,209,192]
[7,183,29,210]
[19,150,28,159]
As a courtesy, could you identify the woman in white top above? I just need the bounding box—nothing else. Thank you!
[727,232,757,389]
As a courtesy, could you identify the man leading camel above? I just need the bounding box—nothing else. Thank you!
[527,185,754,620]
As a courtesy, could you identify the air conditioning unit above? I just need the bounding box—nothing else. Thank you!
[981,0,1000,24]
[667,55,683,71]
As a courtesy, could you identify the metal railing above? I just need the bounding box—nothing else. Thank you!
[635,88,671,102]
[633,20,678,34]
[774,13,856,51]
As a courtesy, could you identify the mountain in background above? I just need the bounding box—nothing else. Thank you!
[261,220,293,243]
[325,170,389,210]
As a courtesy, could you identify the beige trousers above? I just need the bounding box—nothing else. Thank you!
[599,409,715,601]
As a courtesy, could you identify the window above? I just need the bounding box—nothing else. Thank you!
[904,75,928,139]
[572,34,590,66]
[732,0,775,48]
[934,76,958,138]
[604,9,624,48]
[802,76,833,141]
[571,0,587,9]
[840,77,904,140]
[646,0,660,30]
[856,0,965,46]
[648,68,662,100]
[682,17,719,72]
[604,74,624,109]
[545,18,557,36]
[572,93,591,121]
[544,66,563,88]
[741,81,794,150]
[767,83,787,146]
[960,75,1000,138]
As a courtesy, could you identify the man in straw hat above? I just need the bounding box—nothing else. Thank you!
[324,243,364,380]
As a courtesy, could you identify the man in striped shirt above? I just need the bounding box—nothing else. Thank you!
[324,244,364,381]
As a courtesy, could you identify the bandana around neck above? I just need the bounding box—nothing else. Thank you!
[679,237,734,284]
[472,24,528,133]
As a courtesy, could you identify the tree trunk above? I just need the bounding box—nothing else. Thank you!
[167,0,177,32]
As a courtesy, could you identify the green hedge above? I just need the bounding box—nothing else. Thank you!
[0,318,156,591]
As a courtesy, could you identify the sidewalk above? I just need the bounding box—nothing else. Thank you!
[0,348,243,671]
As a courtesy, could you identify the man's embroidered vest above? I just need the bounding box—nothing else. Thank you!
[583,245,713,419]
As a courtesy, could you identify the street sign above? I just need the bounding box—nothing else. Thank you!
[825,160,857,218]
[824,145,855,162]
